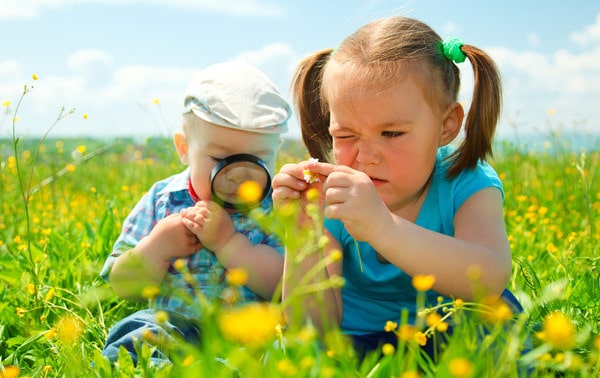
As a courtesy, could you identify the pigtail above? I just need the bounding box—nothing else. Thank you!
[291,48,334,163]
[447,44,502,178]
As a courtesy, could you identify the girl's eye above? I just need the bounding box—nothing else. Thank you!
[210,156,224,163]
[382,131,404,138]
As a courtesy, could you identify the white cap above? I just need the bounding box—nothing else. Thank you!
[182,61,291,134]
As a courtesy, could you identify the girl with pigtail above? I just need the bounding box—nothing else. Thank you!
[272,16,527,359]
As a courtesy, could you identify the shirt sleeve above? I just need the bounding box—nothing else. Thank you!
[99,185,162,281]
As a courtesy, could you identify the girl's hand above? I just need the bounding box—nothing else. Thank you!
[181,201,236,254]
[272,161,331,225]
[307,163,391,243]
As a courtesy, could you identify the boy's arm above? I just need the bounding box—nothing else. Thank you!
[109,214,201,301]
[181,201,283,299]
[213,235,284,299]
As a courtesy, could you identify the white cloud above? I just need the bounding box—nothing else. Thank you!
[571,13,600,47]
[67,49,113,70]
[526,33,540,47]
[1,42,300,138]
[0,0,284,20]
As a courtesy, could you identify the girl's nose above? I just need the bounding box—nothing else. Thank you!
[355,140,381,165]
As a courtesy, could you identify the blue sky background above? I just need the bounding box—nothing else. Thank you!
[1,0,599,142]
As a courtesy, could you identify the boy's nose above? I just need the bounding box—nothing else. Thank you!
[225,168,251,184]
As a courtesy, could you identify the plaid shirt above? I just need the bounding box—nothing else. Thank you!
[100,168,282,317]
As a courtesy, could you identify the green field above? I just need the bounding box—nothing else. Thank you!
[1,122,599,375]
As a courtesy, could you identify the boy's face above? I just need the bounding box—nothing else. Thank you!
[175,119,280,203]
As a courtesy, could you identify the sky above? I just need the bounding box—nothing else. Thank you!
[1,0,599,142]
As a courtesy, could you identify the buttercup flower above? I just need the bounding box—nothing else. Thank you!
[537,311,576,349]
[382,343,395,356]
[384,320,398,332]
[237,180,262,203]
[32,73,39,80]
[412,274,435,291]
[56,315,84,346]
[449,357,474,377]
[226,268,248,286]
[141,285,160,299]
[219,303,283,347]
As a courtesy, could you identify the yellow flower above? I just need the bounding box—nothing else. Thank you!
[226,268,248,286]
[65,163,76,172]
[76,145,86,154]
[384,320,398,332]
[219,303,283,347]
[303,169,320,184]
[173,259,185,271]
[412,274,435,291]
[32,73,39,80]
[155,310,169,324]
[16,307,26,318]
[45,327,57,340]
[481,296,513,323]
[237,180,262,204]
[454,298,464,308]
[83,113,89,119]
[2,365,20,378]
[537,311,575,349]
[152,98,160,105]
[299,356,315,369]
[329,249,342,261]
[449,357,474,377]
[27,283,35,295]
[277,358,298,376]
[397,324,416,342]
[306,187,320,201]
[57,315,84,345]
[181,354,194,366]
[141,285,160,299]
[401,371,421,378]
[414,331,427,346]
[382,343,395,356]
[2,100,10,107]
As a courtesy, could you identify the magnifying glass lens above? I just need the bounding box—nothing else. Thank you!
[210,154,271,210]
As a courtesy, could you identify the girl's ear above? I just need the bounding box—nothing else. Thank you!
[439,102,464,146]
[173,131,190,165]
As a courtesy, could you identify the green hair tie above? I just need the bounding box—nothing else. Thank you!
[442,37,466,63]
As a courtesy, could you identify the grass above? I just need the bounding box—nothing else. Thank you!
[1,89,599,377]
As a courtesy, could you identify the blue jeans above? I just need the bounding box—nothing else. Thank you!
[102,309,201,364]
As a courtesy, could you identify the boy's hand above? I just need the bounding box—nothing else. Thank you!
[181,201,236,254]
[136,213,202,266]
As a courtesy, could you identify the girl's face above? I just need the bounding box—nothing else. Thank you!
[175,120,279,203]
[327,68,461,215]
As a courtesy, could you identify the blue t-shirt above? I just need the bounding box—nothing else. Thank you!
[325,146,503,335]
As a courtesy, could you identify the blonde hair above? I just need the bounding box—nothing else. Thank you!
[292,16,501,178]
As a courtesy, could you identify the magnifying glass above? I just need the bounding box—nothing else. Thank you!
[210,153,272,211]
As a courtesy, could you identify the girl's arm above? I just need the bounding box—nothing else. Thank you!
[273,162,344,329]
[310,162,511,301]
